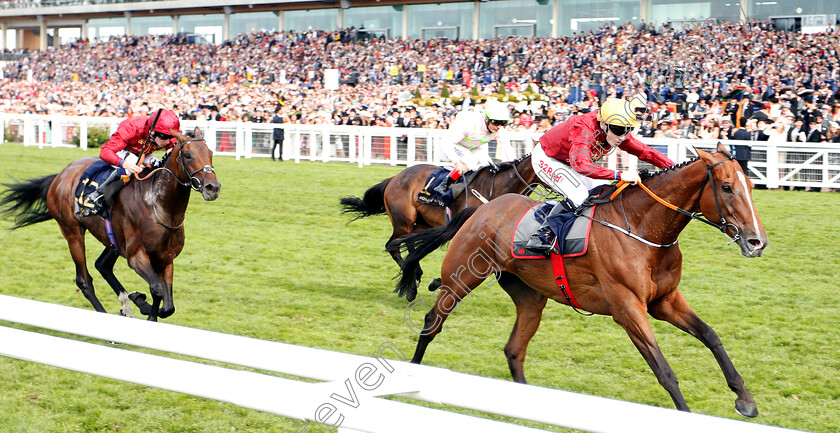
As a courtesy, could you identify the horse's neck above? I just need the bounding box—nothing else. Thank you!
[493,158,534,195]
[619,161,707,243]
[154,156,191,214]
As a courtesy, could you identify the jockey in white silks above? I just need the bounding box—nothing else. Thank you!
[434,101,517,196]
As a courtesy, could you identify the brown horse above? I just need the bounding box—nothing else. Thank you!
[340,154,542,284]
[387,144,767,415]
[0,127,220,321]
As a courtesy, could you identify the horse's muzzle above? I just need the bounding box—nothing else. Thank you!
[739,236,767,258]
[202,181,221,201]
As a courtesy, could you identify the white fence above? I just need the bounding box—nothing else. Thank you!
[2,113,838,190]
[0,294,804,433]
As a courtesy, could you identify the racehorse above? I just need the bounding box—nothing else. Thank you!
[387,144,768,415]
[340,154,541,283]
[0,127,220,321]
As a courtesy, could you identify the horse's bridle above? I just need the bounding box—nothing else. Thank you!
[173,138,216,192]
[697,153,742,244]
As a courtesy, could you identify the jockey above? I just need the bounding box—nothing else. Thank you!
[526,97,675,252]
[86,109,181,206]
[433,100,516,196]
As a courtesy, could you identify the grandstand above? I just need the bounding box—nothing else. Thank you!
[0,0,837,50]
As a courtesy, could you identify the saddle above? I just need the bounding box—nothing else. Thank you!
[74,160,114,217]
[511,202,596,260]
[417,167,481,208]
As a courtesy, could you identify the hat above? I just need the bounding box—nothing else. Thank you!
[822,104,831,110]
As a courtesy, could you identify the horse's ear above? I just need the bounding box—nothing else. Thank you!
[193,127,204,139]
[716,141,731,156]
[170,128,187,142]
[694,146,713,164]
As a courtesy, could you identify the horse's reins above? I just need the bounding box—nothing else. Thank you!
[134,137,216,230]
[585,153,740,247]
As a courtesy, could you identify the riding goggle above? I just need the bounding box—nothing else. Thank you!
[607,124,633,136]
[155,132,174,141]
[489,119,509,126]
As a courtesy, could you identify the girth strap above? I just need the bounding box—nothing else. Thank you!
[549,252,593,316]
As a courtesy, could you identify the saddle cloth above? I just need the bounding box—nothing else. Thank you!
[74,160,113,217]
[511,202,596,260]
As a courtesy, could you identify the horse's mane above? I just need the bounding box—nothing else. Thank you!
[639,157,699,181]
[495,153,531,172]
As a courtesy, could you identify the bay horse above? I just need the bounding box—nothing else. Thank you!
[340,154,542,284]
[387,144,768,415]
[0,127,220,321]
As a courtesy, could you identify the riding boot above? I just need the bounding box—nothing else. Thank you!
[87,170,125,207]
[525,198,575,252]
[433,175,456,196]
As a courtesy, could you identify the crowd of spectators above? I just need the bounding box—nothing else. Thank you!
[1,19,839,143]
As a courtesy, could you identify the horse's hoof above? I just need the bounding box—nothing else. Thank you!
[128,291,147,304]
[107,340,121,346]
[735,399,758,418]
[159,306,175,319]
[428,278,442,291]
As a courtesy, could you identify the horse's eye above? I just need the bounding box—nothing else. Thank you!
[184,152,192,160]
[722,184,733,193]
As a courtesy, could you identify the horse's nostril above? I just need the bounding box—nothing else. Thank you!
[747,238,763,248]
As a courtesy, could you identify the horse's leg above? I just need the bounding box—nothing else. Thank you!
[611,296,691,412]
[94,247,138,317]
[649,290,757,418]
[411,266,483,365]
[157,263,175,319]
[126,250,167,322]
[498,273,548,384]
[386,202,423,283]
[59,225,107,313]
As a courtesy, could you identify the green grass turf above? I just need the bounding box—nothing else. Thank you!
[0,142,838,432]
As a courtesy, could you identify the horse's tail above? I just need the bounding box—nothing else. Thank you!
[387,206,480,299]
[339,177,392,221]
[0,174,57,229]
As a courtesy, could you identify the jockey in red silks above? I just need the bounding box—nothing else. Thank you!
[87,109,181,206]
[526,97,675,252]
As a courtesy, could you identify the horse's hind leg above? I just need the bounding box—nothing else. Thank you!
[611,294,691,412]
[410,261,484,365]
[498,272,548,383]
[650,290,757,418]
[386,204,423,283]
[59,225,107,313]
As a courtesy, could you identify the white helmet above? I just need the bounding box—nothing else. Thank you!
[484,101,512,123]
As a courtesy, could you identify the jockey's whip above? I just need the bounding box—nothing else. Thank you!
[135,108,164,180]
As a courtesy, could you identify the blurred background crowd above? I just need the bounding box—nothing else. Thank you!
[1,19,839,142]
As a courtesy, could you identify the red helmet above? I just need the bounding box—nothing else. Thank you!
[147,109,180,136]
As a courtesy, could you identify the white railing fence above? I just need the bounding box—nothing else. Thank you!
[2,113,838,190]
[0,294,804,433]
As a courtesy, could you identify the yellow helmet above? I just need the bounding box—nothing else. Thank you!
[597,98,640,128]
